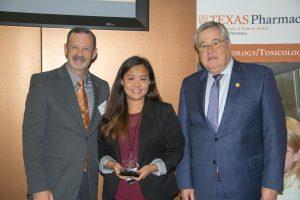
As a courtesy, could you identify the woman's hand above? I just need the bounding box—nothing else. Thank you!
[134,164,158,181]
[106,160,127,180]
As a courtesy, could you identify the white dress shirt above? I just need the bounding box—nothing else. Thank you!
[204,58,234,126]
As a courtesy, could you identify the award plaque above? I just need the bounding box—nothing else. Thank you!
[121,153,140,184]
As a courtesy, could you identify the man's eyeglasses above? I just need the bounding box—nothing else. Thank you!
[198,39,226,52]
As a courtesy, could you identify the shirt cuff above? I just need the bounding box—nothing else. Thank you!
[150,158,167,176]
[99,155,115,174]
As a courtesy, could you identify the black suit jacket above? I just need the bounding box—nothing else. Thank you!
[98,99,185,200]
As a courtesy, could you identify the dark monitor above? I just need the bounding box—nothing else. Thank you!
[0,0,149,31]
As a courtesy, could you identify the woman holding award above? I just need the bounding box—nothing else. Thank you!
[98,56,185,200]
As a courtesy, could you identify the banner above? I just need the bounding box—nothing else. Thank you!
[197,0,300,62]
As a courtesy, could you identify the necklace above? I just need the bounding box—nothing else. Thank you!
[127,111,143,161]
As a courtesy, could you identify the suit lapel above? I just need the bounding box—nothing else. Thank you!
[217,61,243,136]
[57,65,85,131]
[194,70,217,134]
[195,70,208,118]
[87,75,102,134]
[137,99,152,163]
[111,138,121,163]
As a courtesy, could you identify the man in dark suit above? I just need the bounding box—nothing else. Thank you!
[176,21,287,200]
[23,27,109,200]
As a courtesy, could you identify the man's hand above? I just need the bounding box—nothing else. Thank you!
[260,187,278,200]
[33,190,53,200]
[180,189,195,200]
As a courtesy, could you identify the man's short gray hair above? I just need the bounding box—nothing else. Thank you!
[194,21,230,49]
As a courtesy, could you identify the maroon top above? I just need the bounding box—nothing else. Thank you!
[114,112,146,200]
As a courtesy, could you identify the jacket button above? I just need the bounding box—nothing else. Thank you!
[86,136,89,140]
[215,138,219,142]
[213,160,216,164]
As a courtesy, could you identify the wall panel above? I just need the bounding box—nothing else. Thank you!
[0,26,41,199]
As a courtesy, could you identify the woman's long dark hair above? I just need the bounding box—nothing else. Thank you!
[100,56,161,139]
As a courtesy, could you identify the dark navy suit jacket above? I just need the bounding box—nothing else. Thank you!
[176,60,287,200]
